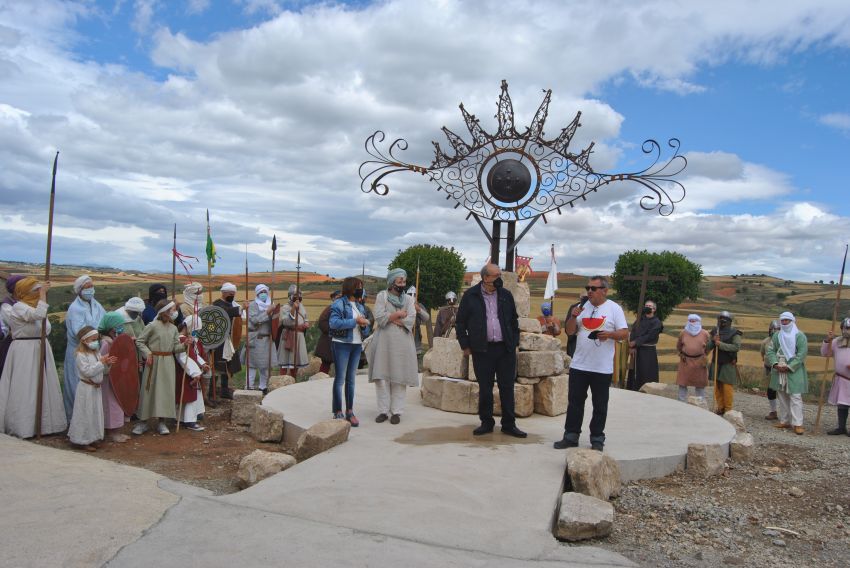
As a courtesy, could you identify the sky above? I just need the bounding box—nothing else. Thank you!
[2,0,850,283]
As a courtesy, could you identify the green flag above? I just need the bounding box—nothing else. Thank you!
[205,209,216,268]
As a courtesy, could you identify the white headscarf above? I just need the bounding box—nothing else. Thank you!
[777,311,799,360]
[684,314,702,336]
[73,275,92,294]
[221,282,237,293]
[183,282,204,308]
[254,284,271,310]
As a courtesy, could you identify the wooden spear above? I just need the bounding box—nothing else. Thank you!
[205,210,217,402]
[292,250,302,377]
[245,245,251,389]
[36,151,58,438]
[268,235,277,374]
[171,223,177,302]
[814,244,848,433]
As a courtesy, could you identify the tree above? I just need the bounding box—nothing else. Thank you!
[611,250,703,322]
[387,244,466,310]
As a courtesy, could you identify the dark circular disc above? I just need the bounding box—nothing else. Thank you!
[486,159,532,203]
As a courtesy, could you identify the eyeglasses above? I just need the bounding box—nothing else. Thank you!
[585,285,607,292]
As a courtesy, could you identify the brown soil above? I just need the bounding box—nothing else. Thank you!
[33,400,285,495]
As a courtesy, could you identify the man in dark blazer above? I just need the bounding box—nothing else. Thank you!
[455,263,526,438]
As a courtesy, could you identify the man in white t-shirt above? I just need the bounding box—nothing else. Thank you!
[554,275,629,452]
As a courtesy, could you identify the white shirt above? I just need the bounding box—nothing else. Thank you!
[570,299,628,375]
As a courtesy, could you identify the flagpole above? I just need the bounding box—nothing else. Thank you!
[814,244,848,433]
[549,243,556,320]
[36,151,59,439]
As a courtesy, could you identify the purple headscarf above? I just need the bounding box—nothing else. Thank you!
[2,275,24,306]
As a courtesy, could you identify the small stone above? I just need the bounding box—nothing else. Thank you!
[231,389,264,425]
[730,432,754,462]
[236,449,296,487]
[722,410,746,433]
[295,419,351,461]
[836,504,844,513]
[554,492,614,541]
[518,317,543,333]
[250,405,285,442]
[308,371,331,381]
[772,538,786,547]
[788,486,804,498]
[687,443,727,477]
[638,382,679,400]
[267,374,296,391]
[565,448,622,501]
[771,457,787,467]
[518,331,561,352]
[763,529,780,537]
[295,356,323,379]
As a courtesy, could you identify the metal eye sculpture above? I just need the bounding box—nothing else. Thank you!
[359,80,687,224]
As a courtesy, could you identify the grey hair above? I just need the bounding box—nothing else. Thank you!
[480,264,499,279]
[645,300,657,309]
[589,275,609,288]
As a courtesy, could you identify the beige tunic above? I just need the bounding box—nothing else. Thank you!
[366,291,419,387]
[135,320,186,420]
[68,351,106,445]
[277,303,309,369]
[0,301,67,438]
[675,329,710,388]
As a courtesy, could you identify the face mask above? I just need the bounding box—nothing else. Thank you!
[86,341,100,350]
[115,326,125,335]
[169,311,179,321]
[152,290,167,302]
[258,293,269,302]
[126,311,139,320]
[393,284,406,294]
[642,306,654,315]
[224,295,235,303]
[80,288,95,301]
[542,308,552,317]
[354,289,364,299]
[493,277,504,289]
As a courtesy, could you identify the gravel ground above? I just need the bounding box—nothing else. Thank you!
[597,390,850,568]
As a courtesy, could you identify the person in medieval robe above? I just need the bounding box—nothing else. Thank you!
[278,284,309,377]
[367,270,418,424]
[98,311,132,442]
[133,300,187,435]
[0,275,24,375]
[175,318,206,431]
[675,314,710,403]
[406,286,431,355]
[760,320,781,420]
[537,301,562,337]
[433,291,459,338]
[68,327,116,451]
[0,278,67,438]
[315,291,340,374]
[708,310,743,415]
[180,282,205,334]
[116,297,146,338]
[822,317,850,436]
[63,275,106,420]
[246,284,279,393]
[766,311,808,435]
[562,293,588,358]
[211,282,242,400]
[627,300,663,391]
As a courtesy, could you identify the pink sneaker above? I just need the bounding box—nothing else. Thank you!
[346,411,359,427]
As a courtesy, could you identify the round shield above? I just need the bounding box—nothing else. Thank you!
[108,333,140,416]
[197,305,231,350]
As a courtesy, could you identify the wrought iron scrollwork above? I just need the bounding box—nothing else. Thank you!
[359,80,687,221]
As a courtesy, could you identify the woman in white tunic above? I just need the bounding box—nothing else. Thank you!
[245,284,279,392]
[366,268,418,424]
[0,278,67,438]
[68,327,116,450]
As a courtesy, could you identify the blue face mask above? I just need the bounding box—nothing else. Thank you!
[115,326,125,335]
[86,340,100,351]
[542,308,552,317]
[258,292,269,302]
[80,288,95,301]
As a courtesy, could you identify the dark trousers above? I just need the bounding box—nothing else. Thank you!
[471,342,516,428]
[563,368,611,445]
[767,387,777,401]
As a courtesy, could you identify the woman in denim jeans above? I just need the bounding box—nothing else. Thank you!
[329,277,369,425]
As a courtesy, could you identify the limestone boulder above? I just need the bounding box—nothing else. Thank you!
[250,405,285,442]
[516,351,564,378]
[562,352,571,371]
[441,378,479,414]
[295,419,351,461]
[534,374,568,416]
[687,443,727,477]
[554,492,614,542]
[268,375,296,391]
[308,372,331,381]
[429,337,468,379]
[467,358,477,382]
[517,376,541,385]
[565,448,621,500]
[231,389,264,425]
[420,375,445,408]
[422,350,433,372]
[723,410,746,433]
[518,332,561,352]
[730,432,754,462]
[237,450,296,488]
[638,382,679,400]
[492,383,534,418]
[501,272,530,318]
[296,356,322,380]
[518,318,543,334]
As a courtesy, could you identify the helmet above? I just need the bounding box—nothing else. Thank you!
[445,291,457,302]
[406,286,416,297]
[841,317,850,330]
[718,310,733,321]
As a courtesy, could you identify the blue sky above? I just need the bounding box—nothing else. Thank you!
[2,0,850,283]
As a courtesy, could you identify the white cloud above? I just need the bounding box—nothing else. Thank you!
[820,112,850,132]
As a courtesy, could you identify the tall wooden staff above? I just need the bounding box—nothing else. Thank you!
[814,244,848,433]
[35,151,59,439]
[171,223,177,302]
[268,235,277,373]
[245,245,251,389]
[293,250,302,375]
[205,210,217,401]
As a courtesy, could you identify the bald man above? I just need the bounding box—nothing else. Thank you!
[455,264,526,438]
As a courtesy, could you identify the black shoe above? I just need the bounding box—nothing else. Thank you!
[473,423,494,436]
[827,427,848,435]
[591,443,604,452]
[553,437,579,450]
[390,414,401,425]
[375,413,388,423]
[262,388,269,396]
[501,425,527,438]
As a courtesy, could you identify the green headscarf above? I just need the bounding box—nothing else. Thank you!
[98,311,126,334]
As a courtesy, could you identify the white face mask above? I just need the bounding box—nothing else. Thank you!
[86,341,100,351]
[169,311,179,321]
